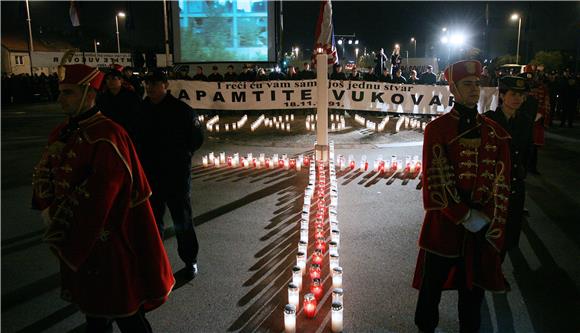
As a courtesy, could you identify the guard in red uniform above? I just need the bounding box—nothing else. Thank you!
[520,69,550,174]
[413,60,512,333]
[32,64,174,332]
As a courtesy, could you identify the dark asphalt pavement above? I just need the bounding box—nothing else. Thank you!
[2,103,579,332]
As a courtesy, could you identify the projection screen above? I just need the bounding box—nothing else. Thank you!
[172,0,277,63]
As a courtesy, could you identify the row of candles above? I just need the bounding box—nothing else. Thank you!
[251,114,297,131]
[201,152,310,171]
[335,154,422,175]
[204,115,250,132]
[284,141,344,333]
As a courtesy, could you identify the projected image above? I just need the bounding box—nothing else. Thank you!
[178,0,269,62]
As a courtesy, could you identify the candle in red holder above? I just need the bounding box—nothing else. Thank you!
[349,160,356,170]
[310,278,323,300]
[303,157,310,166]
[315,218,324,229]
[289,159,296,169]
[227,156,232,167]
[253,158,257,168]
[414,162,422,174]
[309,263,321,279]
[312,249,323,265]
[303,293,317,318]
[315,238,327,253]
[265,158,270,168]
[314,228,325,239]
[278,159,285,168]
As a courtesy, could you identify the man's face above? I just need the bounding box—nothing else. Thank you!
[57,83,90,115]
[123,69,132,77]
[501,90,525,111]
[145,80,168,103]
[304,64,310,71]
[451,75,481,107]
[106,75,122,91]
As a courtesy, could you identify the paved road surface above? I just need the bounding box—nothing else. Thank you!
[2,103,579,332]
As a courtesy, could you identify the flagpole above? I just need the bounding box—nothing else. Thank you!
[25,0,34,74]
[315,51,329,162]
[163,0,170,67]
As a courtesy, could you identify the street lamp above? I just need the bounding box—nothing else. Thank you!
[410,37,416,57]
[93,40,100,57]
[294,47,300,59]
[355,48,359,61]
[511,13,522,64]
[115,12,126,54]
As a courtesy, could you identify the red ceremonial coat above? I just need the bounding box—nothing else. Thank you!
[528,84,550,145]
[412,108,511,292]
[32,111,175,317]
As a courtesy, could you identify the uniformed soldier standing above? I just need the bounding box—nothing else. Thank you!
[32,64,175,332]
[520,70,550,174]
[138,70,204,280]
[413,60,512,333]
[484,76,534,260]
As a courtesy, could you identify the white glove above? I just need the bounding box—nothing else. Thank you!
[462,209,490,233]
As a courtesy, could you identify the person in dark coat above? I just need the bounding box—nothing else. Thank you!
[378,68,392,82]
[391,45,402,76]
[138,70,204,280]
[349,66,363,81]
[223,65,237,81]
[375,48,388,77]
[97,67,142,141]
[207,66,223,82]
[122,66,145,98]
[419,65,437,85]
[391,68,407,84]
[329,64,347,80]
[484,76,534,260]
[363,67,377,81]
[298,62,316,80]
[560,76,579,128]
[192,66,207,81]
[407,70,420,84]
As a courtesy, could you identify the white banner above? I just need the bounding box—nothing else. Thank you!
[31,52,132,68]
[168,80,499,114]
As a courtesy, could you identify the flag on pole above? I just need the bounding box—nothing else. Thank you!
[313,0,338,65]
[69,0,80,27]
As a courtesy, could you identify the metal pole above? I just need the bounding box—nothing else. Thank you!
[116,15,121,54]
[163,0,170,67]
[316,53,329,162]
[94,40,98,57]
[414,40,417,58]
[516,17,521,64]
[25,0,34,52]
[25,0,34,74]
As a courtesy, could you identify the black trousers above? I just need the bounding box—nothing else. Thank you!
[86,308,152,333]
[528,145,539,172]
[415,251,485,333]
[150,176,199,266]
[502,180,526,259]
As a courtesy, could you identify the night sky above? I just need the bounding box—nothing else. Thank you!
[2,1,579,61]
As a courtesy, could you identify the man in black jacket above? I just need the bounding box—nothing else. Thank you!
[97,67,142,141]
[484,76,534,260]
[139,70,204,280]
